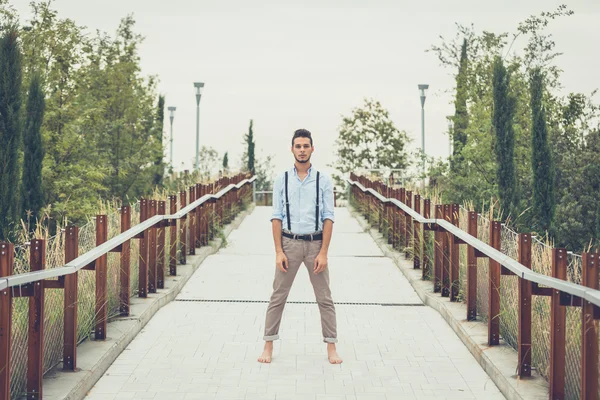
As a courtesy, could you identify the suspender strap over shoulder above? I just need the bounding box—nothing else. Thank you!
[285,171,291,231]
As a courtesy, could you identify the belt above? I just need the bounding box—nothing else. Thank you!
[282,231,323,241]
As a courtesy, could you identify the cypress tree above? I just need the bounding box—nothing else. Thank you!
[0,27,23,240]
[492,56,517,220]
[21,72,46,233]
[452,39,469,167]
[246,120,255,174]
[530,68,555,233]
[595,201,600,251]
[153,95,165,185]
[223,152,229,170]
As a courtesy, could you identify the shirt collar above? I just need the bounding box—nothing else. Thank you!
[293,164,313,177]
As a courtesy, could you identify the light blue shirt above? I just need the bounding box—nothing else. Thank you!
[270,166,335,234]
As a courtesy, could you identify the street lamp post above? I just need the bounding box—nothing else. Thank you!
[418,84,429,188]
[168,106,176,168]
[194,82,205,171]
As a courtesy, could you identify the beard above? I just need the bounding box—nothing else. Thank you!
[294,154,311,164]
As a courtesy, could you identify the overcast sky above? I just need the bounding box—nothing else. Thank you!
[12,0,600,179]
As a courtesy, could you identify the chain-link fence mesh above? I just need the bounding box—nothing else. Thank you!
[350,176,594,400]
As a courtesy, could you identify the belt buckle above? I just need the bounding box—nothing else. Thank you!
[293,233,298,240]
[309,234,313,242]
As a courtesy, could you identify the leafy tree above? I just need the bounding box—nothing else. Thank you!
[529,67,555,233]
[331,98,410,189]
[0,27,23,240]
[0,0,17,31]
[492,56,517,220]
[80,16,161,201]
[21,72,45,233]
[195,146,220,181]
[20,2,105,224]
[254,153,275,192]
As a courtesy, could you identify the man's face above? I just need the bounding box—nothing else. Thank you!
[291,137,314,164]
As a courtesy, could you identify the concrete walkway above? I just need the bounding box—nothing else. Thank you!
[84,207,505,400]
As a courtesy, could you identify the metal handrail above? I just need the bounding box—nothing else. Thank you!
[0,177,256,291]
[347,178,600,308]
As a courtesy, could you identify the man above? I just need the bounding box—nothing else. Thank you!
[258,129,342,364]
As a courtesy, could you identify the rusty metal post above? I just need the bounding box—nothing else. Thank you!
[413,194,421,269]
[385,186,396,247]
[423,199,431,279]
[139,199,148,297]
[394,190,399,249]
[441,204,450,297]
[466,212,478,321]
[550,248,567,399]
[405,191,412,258]
[399,188,406,248]
[28,239,45,399]
[63,226,79,370]
[209,183,215,240]
[0,242,13,400]
[148,200,157,293]
[195,184,202,248]
[179,191,187,264]
[389,185,393,239]
[120,206,131,316]
[201,184,208,246]
[169,195,177,276]
[581,252,599,399]
[488,221,501,345]
[449,204,460,301]
[95,215,108,340]
[188,187,196,256]
[157,201,166,289]
[434,205,443,293]
[517,233,532,377]
[217,182,224,226]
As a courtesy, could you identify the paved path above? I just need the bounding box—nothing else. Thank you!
[84,207,505,400]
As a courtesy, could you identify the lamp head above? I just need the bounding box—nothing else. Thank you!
[418,84,429,107]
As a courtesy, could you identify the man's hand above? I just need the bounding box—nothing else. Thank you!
[314,252,328,274]
[276,251,288,273]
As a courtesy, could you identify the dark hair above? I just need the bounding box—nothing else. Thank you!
[292,129,313,146]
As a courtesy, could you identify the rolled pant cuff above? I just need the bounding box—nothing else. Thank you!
[324,337,338,344]
[263,334,279,341]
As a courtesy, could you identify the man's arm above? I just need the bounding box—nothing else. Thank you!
[314,174,335,273]
[270,174,288,272]
[319,219,333,256]
[272,219,284,254]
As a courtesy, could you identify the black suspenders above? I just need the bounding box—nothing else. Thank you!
[315,172,320,232]
[284,170,320,232]
[285,171,291,231]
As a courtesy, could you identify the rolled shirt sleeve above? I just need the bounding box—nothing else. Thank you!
[321,174,335,223]
[270,174,284,222]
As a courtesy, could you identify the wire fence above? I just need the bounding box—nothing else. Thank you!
[352,176,594,400]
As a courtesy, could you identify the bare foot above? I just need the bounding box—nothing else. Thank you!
[258,341,273,363]
[327,343,343,364]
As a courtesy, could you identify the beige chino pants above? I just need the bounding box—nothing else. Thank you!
[263,236,338,343]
